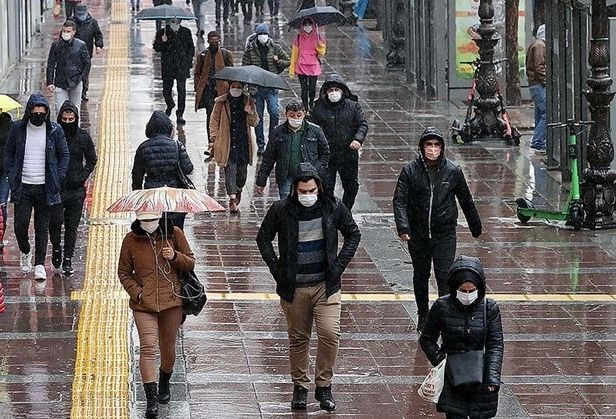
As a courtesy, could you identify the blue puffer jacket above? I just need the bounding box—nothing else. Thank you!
[4,93,70,205]
[132,111,194,190]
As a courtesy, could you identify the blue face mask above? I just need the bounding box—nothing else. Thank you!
[76,14,87,21]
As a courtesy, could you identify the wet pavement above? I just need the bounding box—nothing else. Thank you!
[1,0,616,418]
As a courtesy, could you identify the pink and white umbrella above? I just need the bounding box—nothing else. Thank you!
[107,186,225,213]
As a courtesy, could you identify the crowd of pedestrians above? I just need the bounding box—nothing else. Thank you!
[0,2,508,419]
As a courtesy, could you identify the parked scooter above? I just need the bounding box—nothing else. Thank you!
[516,120,593,231]
[451,58,521,146]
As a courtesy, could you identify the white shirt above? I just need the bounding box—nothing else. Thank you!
[22,122,47,185]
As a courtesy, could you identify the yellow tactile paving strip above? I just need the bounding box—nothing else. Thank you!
[70,0,131,417]
[204,292,616,302]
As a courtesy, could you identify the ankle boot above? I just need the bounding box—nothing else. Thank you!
[143,382,159,418]
[158,369,172,404]
[315,385,336,411]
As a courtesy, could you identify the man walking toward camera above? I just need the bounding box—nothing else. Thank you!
[256,162,360,412]
[392,127,482,332]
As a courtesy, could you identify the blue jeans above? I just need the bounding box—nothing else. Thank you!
[0,176,9,233]
[255,87,280,149]
[278,178,293,199]
[529,84,546,149]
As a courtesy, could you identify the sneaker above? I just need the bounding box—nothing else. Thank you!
[530,144,546,154]
[34,264,46,281]
[229,198,238,214]
[291,385,308,410]
[131,6,135,12]
[62,258,74,276]
[315,385,336,411]
[20,251,32,273]
[52,248,62,270]
[177,116,186,126]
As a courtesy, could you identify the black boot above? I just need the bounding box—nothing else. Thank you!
[315,385,336,411]
[143,382,159,418]
[291,385,308,410]
[158,369,172,404]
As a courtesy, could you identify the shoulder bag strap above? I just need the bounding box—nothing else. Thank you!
[482,299,487,352]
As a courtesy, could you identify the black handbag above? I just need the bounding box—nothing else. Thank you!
[175,141,195,190]
[179,270,207,316]
[446,301,487,388]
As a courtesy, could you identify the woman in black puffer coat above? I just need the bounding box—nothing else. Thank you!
[132,111,194,229]
[420,255,504,419]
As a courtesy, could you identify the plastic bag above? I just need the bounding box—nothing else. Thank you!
[418,358,446,403]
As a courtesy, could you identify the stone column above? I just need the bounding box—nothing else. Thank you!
[582,0,616,229]
[385,0,406,71]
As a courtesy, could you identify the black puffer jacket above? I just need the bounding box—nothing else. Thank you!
[46,36,91,90]
[256,121,329,187]
[0,112,12,174]
[420,256,504,419]
[153,25,195,80]
[310,74,368,153]
[256,165,361,302]
[393,127,481,239]
[132,111,194,190]
[75,13,104,56]
[56,101,97,191]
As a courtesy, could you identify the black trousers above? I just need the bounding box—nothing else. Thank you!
[298,75,318,111]
[13,184,54,265]
[49,188,86,260]
[241,0,253,20]
[325,151,359,211]
[65,1,78,18]
[268,0,279,15]
[408,234,457,317]
[215,0,229,22]
[162,77,187,116]
[82,53,93,95]
[202,88,217,143]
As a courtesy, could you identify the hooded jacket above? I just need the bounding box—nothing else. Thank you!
[0,112,12,174]
[132,111,194,190]
[75,12,104,56]
[46,35,91,90]
[393,127,482,239]
[118,218,195,313]
[255,120,329,187]
[153,25,195,80]
[310,74,368,153]
[4,93,70,205]
[419,256,504,418]
[256,163,361,302]
[56,101,97,191]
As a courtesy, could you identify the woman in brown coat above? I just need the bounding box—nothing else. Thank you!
[118,210,195,419]
[209,82,260,213]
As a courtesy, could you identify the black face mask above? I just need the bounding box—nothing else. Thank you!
[209,44,219,53]
[29,113,46,127]
[61,121,78,137]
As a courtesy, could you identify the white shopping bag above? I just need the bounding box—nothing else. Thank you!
[418,359,446,403]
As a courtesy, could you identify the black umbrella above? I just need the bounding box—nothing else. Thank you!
[287,6,344,29]
[212,66,290,90]
[135,4,197,20]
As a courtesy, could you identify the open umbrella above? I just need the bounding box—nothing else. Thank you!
[288,6,344,29]
[0,94,22,113]
[135,4,197,20]
[212,66,290,90]
[107,186,225,214]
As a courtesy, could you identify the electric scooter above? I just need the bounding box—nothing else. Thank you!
[451,58,521,146]
[515,120,594,231]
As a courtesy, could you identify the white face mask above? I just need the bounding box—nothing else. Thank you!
[288,118,303,129]
[140,220,160,234]
[298,193,318,207]
[62,32,73,41]
[170,23,180,31]
[257,34,269,44]
[229,88,243,97]
[328,91,342,103]
[456,290,478,306]
[304,25,313,33]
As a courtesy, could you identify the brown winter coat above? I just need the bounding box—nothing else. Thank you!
[194,47,234,112]
[526,39,546,86]
[118,220,195,313]
[209,93,260,167]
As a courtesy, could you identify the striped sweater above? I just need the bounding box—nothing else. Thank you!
[296,204,326,285]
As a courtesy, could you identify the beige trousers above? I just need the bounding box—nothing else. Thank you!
[280,282,342,389]
[133,306,183,383]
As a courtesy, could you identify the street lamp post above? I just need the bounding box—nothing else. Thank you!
[466,0,506,141]
[582,0,616,229]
